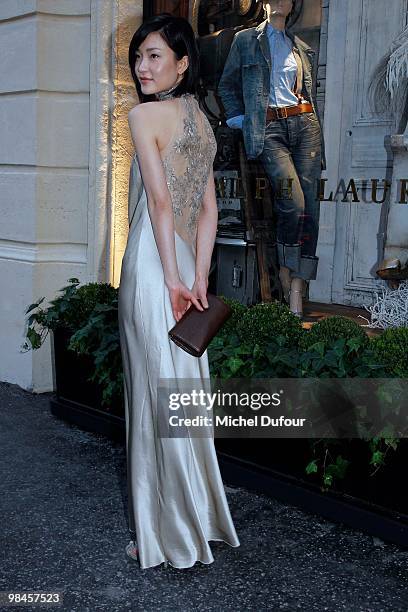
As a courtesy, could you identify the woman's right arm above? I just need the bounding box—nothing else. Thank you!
[128,105,203,320]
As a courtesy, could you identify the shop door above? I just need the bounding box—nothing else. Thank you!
[326,0,408,307]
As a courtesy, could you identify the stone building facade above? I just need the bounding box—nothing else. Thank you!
[1,0,407,391]
[0,0,141,391]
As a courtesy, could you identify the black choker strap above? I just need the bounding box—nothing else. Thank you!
[155,83,180,101]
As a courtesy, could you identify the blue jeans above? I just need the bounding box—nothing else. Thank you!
[259,111,322,281]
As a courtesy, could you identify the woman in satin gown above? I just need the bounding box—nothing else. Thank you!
[117,14,240,569]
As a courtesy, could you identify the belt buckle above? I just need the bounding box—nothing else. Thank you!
[277,106,288,119]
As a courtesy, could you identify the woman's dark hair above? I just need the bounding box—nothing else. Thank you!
[128,13,200,103]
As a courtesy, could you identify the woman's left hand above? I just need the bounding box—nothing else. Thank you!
[191,277,209,309]
[167,280,204,322]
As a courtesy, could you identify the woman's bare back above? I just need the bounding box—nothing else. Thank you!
[156,94,217,244]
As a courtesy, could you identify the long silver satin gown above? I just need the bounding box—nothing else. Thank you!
[118,93,240,569]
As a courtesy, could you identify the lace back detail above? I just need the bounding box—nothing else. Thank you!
[160,94,217,245]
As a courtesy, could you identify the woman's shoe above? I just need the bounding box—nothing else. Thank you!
[126,541,169,568]
[125,540,139,562]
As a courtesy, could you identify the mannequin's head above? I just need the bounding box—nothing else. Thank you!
[261,0,295,24]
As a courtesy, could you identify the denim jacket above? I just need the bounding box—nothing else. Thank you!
[218,19,326,170]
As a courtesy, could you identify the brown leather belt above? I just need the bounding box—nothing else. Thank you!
[266,102,313,122]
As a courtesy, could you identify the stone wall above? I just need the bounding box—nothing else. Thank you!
[0,0,142,391]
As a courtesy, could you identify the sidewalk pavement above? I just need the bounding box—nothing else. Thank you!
[1,381,407,612]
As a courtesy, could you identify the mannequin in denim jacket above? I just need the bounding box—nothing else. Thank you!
[218,0,325,318]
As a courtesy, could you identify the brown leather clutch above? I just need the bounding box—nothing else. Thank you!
[168,292,232,357]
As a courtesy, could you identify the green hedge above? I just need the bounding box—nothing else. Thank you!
[209,301,387,379]
[300,315,369,351]
[23,281,407,489]
[371,327,408,377]
[23,278,122,406]
[236,301,303,348]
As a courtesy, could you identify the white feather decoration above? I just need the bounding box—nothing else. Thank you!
[359,280,408,329]
[385,24,408,99]
[368,24,408,131]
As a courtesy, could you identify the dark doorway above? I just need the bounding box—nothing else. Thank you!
[143,0,189,19]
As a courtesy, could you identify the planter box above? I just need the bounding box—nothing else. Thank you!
[52,327,124,418]
[50,397,125,443]
[49,326,408,547]
[216,450,408,548]
[216,438,408,548]
[216,438,408,518]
